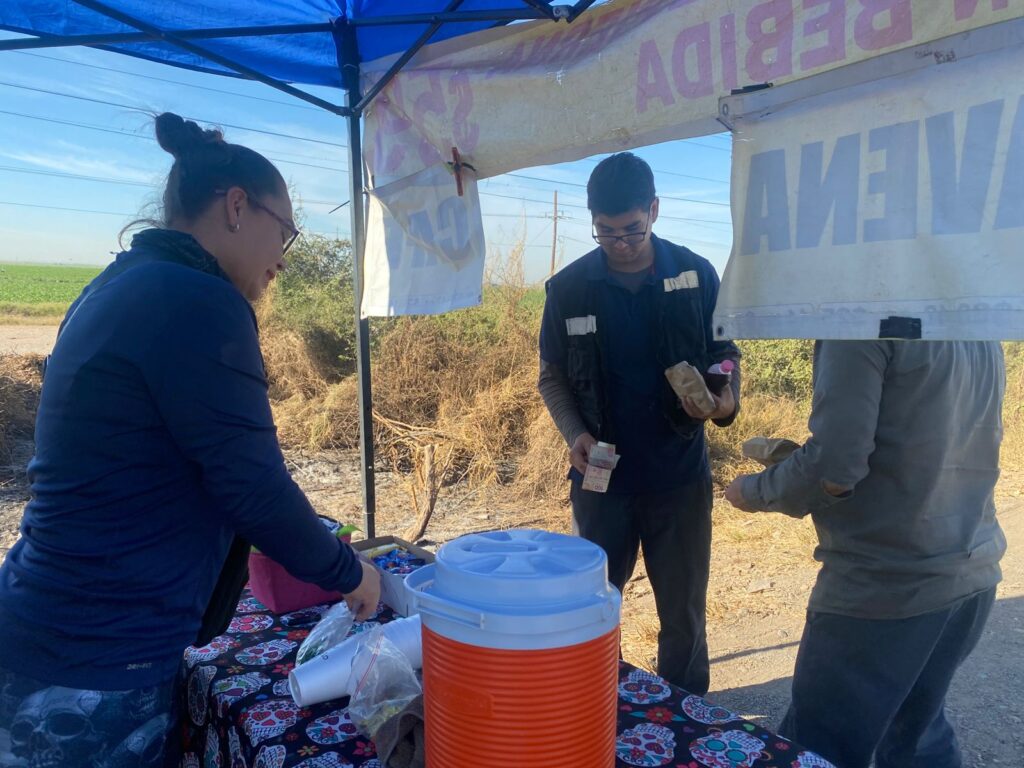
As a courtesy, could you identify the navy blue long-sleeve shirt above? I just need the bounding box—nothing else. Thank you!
[0,232,363,690]
[538,236,739,493]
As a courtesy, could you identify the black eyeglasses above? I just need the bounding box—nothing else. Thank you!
[592,212,652,247]
[248,196,301,255]
[215,189,301,255]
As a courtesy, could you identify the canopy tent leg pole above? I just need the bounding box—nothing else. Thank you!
[338,23,376,540]
[347,110,375,540]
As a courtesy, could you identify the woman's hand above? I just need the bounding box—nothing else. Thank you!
[343,560,382,621]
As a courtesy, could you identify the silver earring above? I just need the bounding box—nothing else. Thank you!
[230,223,240,233]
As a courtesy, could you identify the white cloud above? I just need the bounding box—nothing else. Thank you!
[0,143,163,185]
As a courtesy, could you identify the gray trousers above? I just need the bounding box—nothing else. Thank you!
[571,473,713,695]
[780,587,996,768]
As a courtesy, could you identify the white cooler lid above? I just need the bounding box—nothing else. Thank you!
[406,529,621,650]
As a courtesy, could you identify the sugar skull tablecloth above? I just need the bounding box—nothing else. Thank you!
[180,587,834,768]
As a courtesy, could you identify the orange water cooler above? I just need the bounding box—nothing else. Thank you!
[405,529,621,767]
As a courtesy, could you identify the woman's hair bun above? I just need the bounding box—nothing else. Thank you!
[155,112,224,159]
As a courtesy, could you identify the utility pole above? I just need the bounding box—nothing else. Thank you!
[550,190,563,277]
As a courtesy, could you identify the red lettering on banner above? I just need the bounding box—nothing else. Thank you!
[524,17,598,66]
[672,22,714,98]
[557,17,594,56]
[720,14,739,93]
[530,33,561,64]
[411,72,446,166]
[954,0,1010,21]
[589,7,628,52]
[448,73,479,153]
[854,0,912,51]
[636,39,675,113]
[800,0,847,70]
[376,79,411,175]
[746,0,796,81]
[489,41,525,78]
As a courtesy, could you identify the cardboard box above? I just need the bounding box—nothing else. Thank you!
[351,536,435,617]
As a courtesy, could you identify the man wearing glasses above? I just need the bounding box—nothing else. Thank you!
[538,152,740,695]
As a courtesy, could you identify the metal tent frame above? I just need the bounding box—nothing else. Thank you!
[0,0,600,538]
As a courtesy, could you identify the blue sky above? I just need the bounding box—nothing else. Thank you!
[0,33,734,283]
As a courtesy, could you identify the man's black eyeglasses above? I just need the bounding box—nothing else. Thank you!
[592,212,652,247]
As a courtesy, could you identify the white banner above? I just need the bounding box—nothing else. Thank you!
[361,164,485,317]
[363,0,1023,182]
[359,0,1023,320]
[716,42,1024,340]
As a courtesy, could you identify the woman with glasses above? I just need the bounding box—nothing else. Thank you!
[0,113,379,768]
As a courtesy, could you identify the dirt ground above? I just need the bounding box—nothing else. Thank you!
[0,325,57,356]
[1,329,1022,764]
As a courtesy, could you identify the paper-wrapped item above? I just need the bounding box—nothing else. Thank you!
[582,441,620,493]
[742,437,801,467]
[664,362,715,417]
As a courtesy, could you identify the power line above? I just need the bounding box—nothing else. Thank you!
[485,213,566,220]
[481,190,729,227]
[579,157,729,185]
[0,178,718,230]
[684,140,731,153]
[0,80,348,149]
[561,235,592,246]
[488,241,558,249]
[0,110,347,173]
[0,200,131,216]
[528,222,552,246]
[482,178,588,204]
[0,206,584,260]
[0,166,356,209]
[657,168,729,184]
[0,199,355,241]
[505,172,729,207]
[1,76,729,199]
[0,164,152,187]
[12,50,322,112]
[0,169,724,230]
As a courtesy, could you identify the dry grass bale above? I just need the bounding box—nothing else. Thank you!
[371,318,474,427]
[433,351,539,486]
[1001,342,1024,467]
[272,378,360,451]
[514,407,570,502]
[256,292,330,402]
[0,354,43,461]
[708,392,810,488]
[619,610,660,672]
[260,327,328,402]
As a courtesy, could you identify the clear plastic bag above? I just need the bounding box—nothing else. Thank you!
[347,625,423,741]
[296,602,355,665]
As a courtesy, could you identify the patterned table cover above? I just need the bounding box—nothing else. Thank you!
[181,587,833,768]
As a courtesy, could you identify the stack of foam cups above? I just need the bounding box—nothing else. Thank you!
[288,614,423,706]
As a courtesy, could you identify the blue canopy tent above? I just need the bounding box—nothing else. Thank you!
[0,0,600,538]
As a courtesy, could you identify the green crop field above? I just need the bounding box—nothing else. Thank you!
[0,263,101,322]
[0,263,101,304]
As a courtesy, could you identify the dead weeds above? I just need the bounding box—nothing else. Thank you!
[0,355,43,463]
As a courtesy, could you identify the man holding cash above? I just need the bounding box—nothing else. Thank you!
[725,340,1005,767]
[537,152,741,694]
